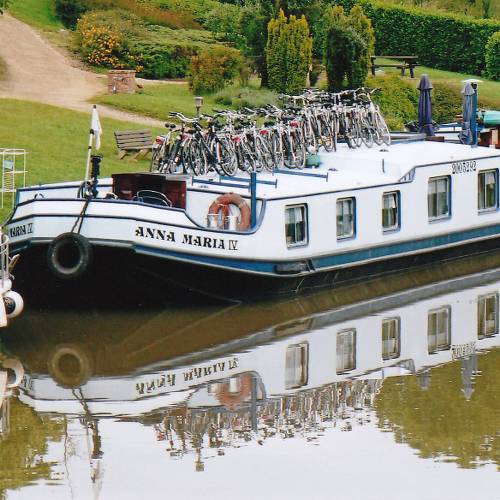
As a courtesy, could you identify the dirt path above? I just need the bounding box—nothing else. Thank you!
[0,14,165,127]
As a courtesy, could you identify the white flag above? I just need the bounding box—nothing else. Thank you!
[91,105,102,150]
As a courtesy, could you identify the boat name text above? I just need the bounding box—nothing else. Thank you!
[452,160,476,174]
[8,223,33,238]
[135,225,238,251]
[135,357,240,396]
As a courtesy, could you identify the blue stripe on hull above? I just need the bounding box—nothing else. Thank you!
[314,223,500,270]
[134,223,500,275]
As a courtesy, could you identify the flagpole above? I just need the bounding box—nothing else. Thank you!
[84,105,97,182]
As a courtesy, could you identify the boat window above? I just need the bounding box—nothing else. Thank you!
[478,169,498,211]
[382,191,400,232]
[428,306,451,353]
[478,293,498,339]
[285,204,308,247]
[382,317,401,360]
[285,342,309,389]
[337,329,356,373]
[428,176,451,220]
[337,197,355,239]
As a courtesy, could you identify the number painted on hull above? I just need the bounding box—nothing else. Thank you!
[452,161,476,174]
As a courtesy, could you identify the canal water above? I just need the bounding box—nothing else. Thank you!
[0,255,499,500]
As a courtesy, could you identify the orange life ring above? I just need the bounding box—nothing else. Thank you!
[216,373,253,411]
[208,193,251,231]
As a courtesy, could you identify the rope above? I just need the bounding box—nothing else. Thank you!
[70,195,92,234]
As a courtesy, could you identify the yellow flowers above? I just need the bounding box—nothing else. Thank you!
[81,26,123,68]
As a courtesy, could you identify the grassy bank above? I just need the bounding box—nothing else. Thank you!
[94,83,225,121]
[375,60,500,109]
[8,0,62,30]
[0,99,161,221]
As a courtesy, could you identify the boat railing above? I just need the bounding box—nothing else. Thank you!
[192,174,279,191]
[0,233,9,288]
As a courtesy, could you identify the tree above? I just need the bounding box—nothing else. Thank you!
[482,0,492,18]
[265,9,312,93]
[55,0,89,29]
[325,24,366,91]
[320,4,374,91]
[239,0,277,87]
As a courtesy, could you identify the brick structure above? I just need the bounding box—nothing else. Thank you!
[107,70,136,94]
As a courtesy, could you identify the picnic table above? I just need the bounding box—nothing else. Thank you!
[370,56,419,78]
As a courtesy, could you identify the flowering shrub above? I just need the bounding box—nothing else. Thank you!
[189,46,243,94]
[76,10,144,71]
[80,25,122,67]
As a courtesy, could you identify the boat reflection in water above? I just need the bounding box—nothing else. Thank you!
[2,255,500,495]
[0,354,24,440]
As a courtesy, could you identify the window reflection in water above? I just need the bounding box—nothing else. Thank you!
[337,329,356,373]
[382,317,401,360]
[428,307,451,353]
[285,342,309,389]
[477,293,499,339]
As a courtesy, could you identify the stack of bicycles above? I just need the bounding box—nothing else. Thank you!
[150,87,391,176]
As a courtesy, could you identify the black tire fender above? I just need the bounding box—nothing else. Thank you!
[47,344,94,388]
[47,232,93,280]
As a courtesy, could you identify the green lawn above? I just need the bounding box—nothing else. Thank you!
[0,99,162,221]
[7,0,62,30]
[375,59,500,109]
[94,83,228,122]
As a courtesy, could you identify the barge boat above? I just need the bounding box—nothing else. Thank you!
[5,140,500,300]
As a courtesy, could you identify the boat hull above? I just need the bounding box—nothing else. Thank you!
[11,235,500,303]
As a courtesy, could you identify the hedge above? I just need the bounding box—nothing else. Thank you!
[485,31,500,81]
[332,0,500,75]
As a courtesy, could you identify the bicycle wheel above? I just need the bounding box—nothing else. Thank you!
[318,117,334,152]
[302,121,318,154]
[256,135,275,172]
[215,138,238,176]
[285,130,305,168]
[270,132,284,169]
[372,119,384,146]
[150,145,162,172]
[375,113,391,146]
[360,120,374,148]
[162,141,181,173]
[185,140,206,176]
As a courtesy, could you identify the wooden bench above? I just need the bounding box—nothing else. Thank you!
[371,56,419,78]
[114,130,153,160]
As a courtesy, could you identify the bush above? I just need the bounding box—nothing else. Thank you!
[485,31,500,81]
[239,0,276,87]
[76,10,220,79]
[332,0,500,75]
[214,85,278,108]
[321,5,372,91]
[326,24,366,91]
[366,74,418,130]
[111,0,199,29]
[432,82,462,124]
[55,0,87,28]
[266,10,312,94]
[76,10,144,69]
[189,46,243,94]
[131,41,197,79]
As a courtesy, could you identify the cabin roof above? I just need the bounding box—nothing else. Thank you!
[192,141,500,200]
